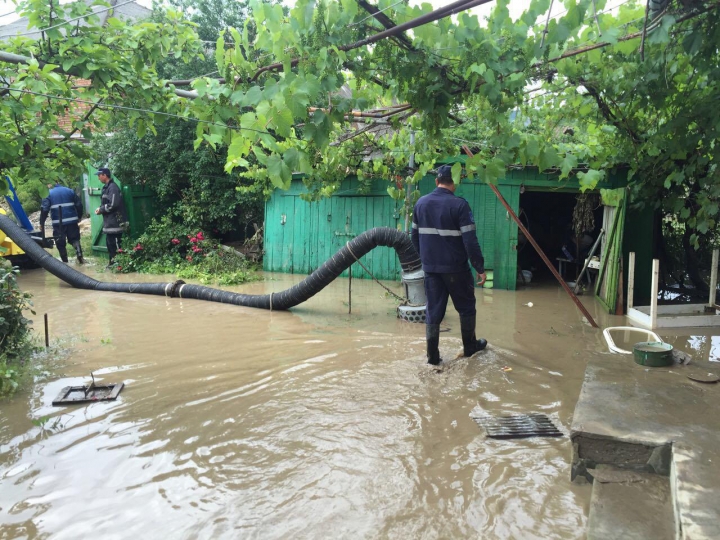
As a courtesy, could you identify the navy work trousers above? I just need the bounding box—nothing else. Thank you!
[424,269,477,325]
[106,233,123,262]
[53,223,80,250]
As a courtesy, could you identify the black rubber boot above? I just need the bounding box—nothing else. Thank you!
[426,323,442,365]
[57,245,69,263]
[72,241,84,264]
[460,314,487,357]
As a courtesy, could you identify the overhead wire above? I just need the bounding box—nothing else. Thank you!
[0,87,295,139]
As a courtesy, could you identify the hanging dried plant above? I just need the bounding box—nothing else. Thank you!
[572,193,599,236]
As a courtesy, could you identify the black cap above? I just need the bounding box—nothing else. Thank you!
[96,167,111,177]
[436,164,453,181]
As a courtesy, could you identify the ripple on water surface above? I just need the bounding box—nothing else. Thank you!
[0,274,599,539]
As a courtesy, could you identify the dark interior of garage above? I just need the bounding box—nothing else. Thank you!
[516,191,604,285]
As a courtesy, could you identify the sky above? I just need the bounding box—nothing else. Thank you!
[0,0,530,27]
[0,0,632,38]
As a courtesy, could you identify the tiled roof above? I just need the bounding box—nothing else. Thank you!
[52,79,96,140]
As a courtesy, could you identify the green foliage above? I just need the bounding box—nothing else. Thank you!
[89,0,265,239]
[2,0,719,290]
[0,262,37,396]
[92,117,263,236]
[111,216,261,285]
[0,0,203,198]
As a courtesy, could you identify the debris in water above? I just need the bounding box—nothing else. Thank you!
[685,370,720,384]
[52,372,124,406]
[471,413,563,439]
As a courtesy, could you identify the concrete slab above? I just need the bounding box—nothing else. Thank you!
[587,469,674,540]
[571,353,720,539]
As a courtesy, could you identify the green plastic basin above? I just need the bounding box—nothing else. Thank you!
[633,341,673,367]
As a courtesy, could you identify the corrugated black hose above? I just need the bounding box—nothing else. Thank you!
[0,214,421,310]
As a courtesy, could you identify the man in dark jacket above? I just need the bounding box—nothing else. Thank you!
[94,168,127,264]
[411,165,488,366]
[40,183,84,264]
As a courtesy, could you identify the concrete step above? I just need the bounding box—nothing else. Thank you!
[586,467,675,540]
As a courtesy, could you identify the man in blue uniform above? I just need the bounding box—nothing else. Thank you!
[40,183,85,264]
[411,165,487,366]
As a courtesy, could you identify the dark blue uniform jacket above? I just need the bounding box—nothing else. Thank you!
[41,184,83,229]
[411,187,485,274]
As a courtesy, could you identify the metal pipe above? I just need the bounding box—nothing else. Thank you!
[404,130,415,233]
[461,145,599,328]
[628,251,636,310]
[650,259,659,329]
[573,228,605,294]
[709,249,718,308]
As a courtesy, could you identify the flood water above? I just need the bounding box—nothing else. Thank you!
[0,264,716,539]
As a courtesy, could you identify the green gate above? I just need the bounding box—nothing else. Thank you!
[86,165,160,256]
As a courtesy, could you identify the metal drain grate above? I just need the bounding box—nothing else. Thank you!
[472,413,563,439]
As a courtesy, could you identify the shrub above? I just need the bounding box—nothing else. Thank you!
[112,216,261,286]
[0,262,37,396]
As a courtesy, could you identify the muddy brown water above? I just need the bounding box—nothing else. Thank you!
[1,265,717,539]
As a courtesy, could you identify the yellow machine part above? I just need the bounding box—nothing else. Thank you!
[0,208,26,256]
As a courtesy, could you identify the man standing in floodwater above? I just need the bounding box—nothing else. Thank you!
[94,168,127,265]
[411,164,488,366]
[39,182,85,264]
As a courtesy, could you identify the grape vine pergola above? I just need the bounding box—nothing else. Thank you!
[1,0,718,292]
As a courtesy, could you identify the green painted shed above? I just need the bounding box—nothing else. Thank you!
[263,165,653,309]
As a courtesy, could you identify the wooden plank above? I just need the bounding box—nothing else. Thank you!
[306,199,317,273]
[494,185,513,290]
[378,197,392,280]
[316,197,330,274]
[481,184,496,270]
[506,185,519,291]
[595,198,624,297]
[263,198,275,271]
[292,195,308,273]
[609,200,627,312]
[330,196,347,276]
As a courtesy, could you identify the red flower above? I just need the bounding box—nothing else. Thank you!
[196,232,205,240]
[116,266,122,271]
[117,248,124,254]
[171,238,180,245]
[133,243,143,251]
[186,255,193,262]
[192,246,202,253]
[190,237,198,243]
[187,235,193,239]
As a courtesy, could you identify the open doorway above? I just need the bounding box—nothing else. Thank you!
[517,191,604,285]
